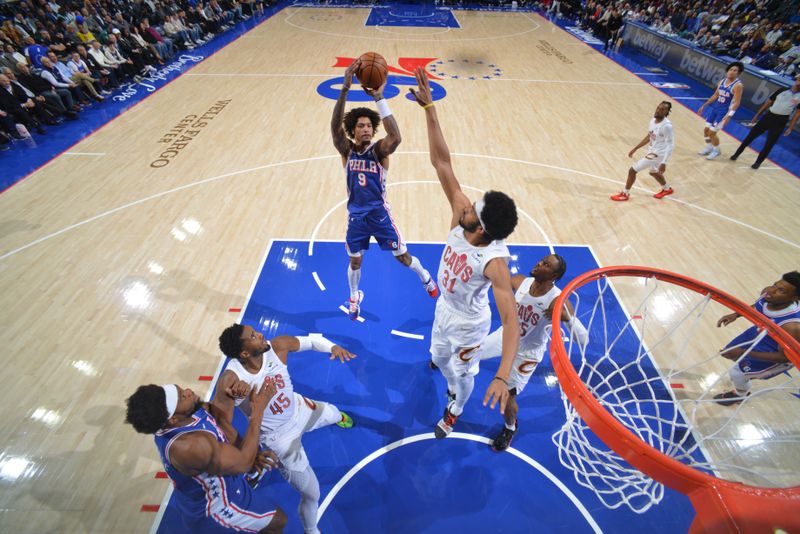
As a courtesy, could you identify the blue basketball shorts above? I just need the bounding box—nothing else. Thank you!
[345,205,406,257]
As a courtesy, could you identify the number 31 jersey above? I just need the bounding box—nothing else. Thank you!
[226,346,295,433]
[438,226,511,317]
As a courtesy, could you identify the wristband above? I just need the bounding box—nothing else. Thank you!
[423,103,435,109]
[375,98,391,119]
[297,335,335,353]
[492,376,509,386]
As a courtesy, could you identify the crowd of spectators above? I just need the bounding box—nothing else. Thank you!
[0,0,270,151]
[538,0,800,75]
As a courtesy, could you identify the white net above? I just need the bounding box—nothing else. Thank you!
[551,272,800,514]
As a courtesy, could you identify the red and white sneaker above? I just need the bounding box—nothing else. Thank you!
[653,187,674,199]
[434,403,459,439]
[424,277,439,298]
[347,290,364,321]
[610,192,630,201]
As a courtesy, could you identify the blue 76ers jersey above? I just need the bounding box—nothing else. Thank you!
[712,78,740,109]
[154,408,251,524]
[346,142,387,216]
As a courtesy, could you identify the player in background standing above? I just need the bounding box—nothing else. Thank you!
[409,67,520,438]
[214,324,355,534]
[697,61,744,160]
[476,254,588,451]
[331,58,438,321]
[611,101,676,201]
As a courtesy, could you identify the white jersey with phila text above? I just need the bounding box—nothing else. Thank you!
[226,345,296,434]
[437,226,511,317]
[515,277,561,354]
[647,117,674,162]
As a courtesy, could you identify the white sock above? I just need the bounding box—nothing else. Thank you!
[662,184,670,190]
[281,465,321,534]
[504,421,516,431]
[623,188,630,194]
[408,255,430,283]
[347,265,361,300]
[451,374,474,416]
[729,364,751,395]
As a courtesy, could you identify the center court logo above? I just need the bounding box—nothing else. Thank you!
[316,56,447,102]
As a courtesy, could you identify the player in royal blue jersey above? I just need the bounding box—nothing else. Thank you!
[697,61,744,160]
[125,381,287,533]
[714,271,800,405]
[331,59,438,321]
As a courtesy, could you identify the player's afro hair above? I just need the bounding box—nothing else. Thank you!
[219,323,244,359]
[480,190,518,241]
[783,271,800,295]
[125,385,169,434]
[343,107,381,140]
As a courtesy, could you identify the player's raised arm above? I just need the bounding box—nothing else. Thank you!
[482,258,520,413]
[270,334,357,364]
[365,80,401,160]
[331,59,360,159]
[409,66,472,228]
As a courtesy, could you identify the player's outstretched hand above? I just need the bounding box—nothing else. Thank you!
[343,58,361,90]
[330,345,356,363]
[250,380,277,415]
[483,378,509,412]
[408,66,433,108]
[717,312,739,327]
[225,378,251,400]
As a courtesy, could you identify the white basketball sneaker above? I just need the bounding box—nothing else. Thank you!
[698,146,712,156]
[706,148,721,160]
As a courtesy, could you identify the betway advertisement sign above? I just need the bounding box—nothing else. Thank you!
[624,22,791,115]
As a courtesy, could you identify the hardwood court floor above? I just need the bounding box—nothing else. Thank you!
[0,6,797,533]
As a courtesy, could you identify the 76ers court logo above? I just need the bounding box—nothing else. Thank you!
[317,56,447,102]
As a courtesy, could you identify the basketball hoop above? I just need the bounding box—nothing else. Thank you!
[549,266,800,532]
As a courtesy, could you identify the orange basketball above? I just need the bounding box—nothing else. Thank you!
[356,52,388,90]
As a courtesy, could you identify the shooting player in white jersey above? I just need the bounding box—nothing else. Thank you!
[213,324,355,534]
[477,254,588,451]
[611,101,676,201]
[409,67,520,439]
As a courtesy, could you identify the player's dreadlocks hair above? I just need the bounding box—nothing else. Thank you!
[553,254,567,281]
[219,323,245,359]
[343,107,381,140]
[479,190,518,242]
[661,101,672,115]
[125,385,169,434]
[783,271,800,296]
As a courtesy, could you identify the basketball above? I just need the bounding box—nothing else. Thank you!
[356,52,388,90]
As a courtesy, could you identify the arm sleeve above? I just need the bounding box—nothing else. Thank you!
[296,334,335,353]
[565,317,589,350]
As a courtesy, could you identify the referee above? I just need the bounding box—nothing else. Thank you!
[730,74,800,169]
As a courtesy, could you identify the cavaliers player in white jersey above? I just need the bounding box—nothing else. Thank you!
[611,101,676,201]
[476,254,589,450]
[331,59,438,321]
[213,324,355,534]
[409,67,520,438]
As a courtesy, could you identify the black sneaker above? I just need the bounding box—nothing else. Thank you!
[713,390,750,406]
[491,422,518,451]
[434,404,459,439]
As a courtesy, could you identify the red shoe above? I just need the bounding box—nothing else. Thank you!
[610,192,630,201]
[653,187,674,199]
[434,404,459,439]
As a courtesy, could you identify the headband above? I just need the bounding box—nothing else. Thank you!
[475,198,489,236]
[161,384,178,419]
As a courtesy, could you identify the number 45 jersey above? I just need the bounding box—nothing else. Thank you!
[226,346,296,433]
